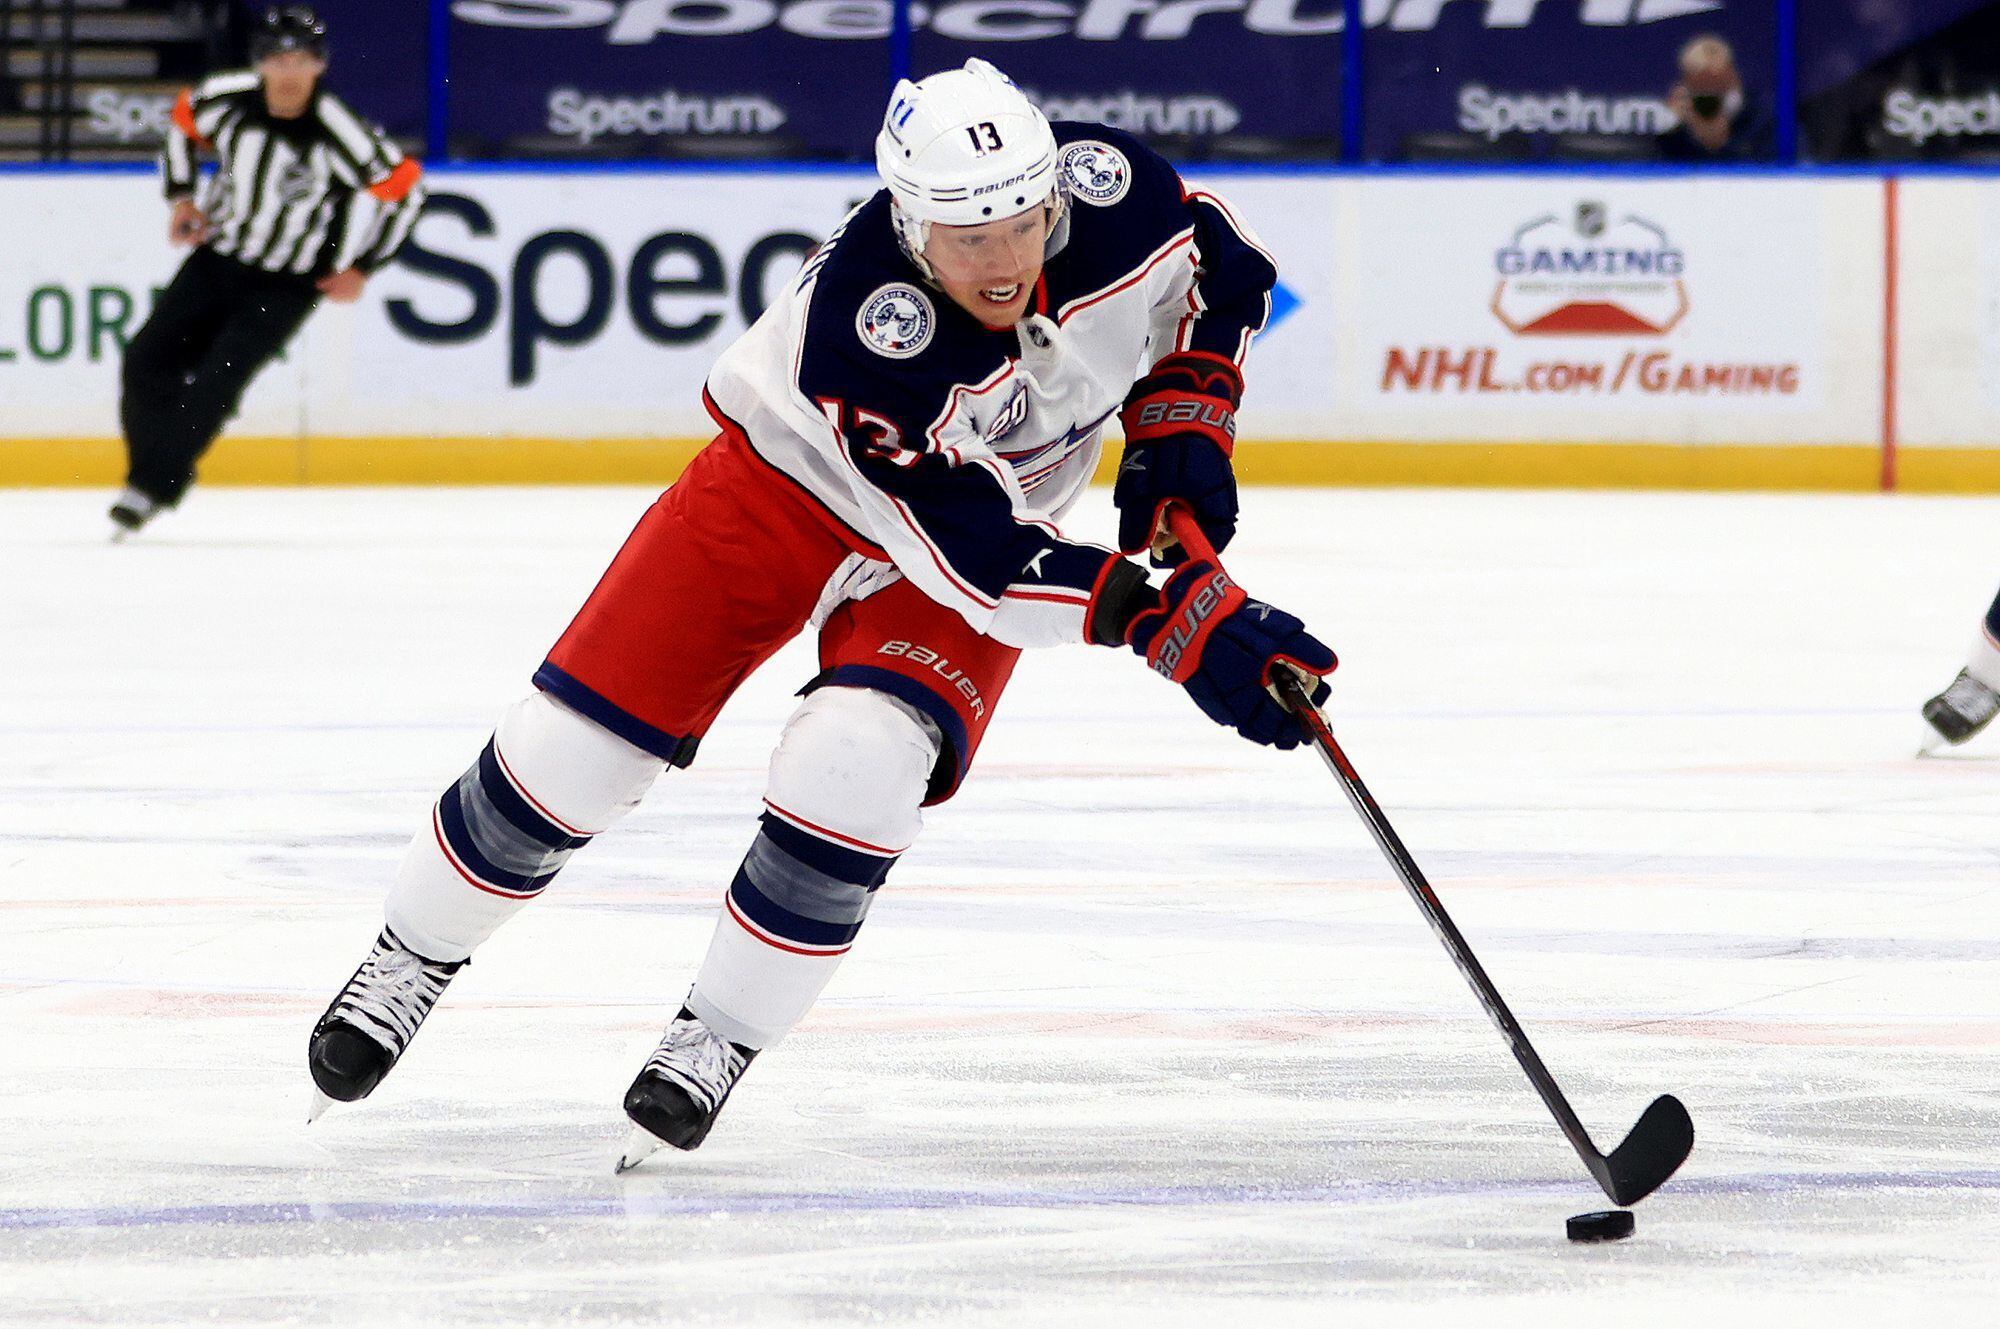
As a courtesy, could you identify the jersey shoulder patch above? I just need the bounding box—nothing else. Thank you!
[1052,124,1179,213]
[797,194,1014,439]
[855,283,936,360]
[1057,139,1132,208]
[1043,124,1192,311]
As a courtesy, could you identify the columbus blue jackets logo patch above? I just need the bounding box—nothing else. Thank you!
[1059,141,1130,207]
[857,284,935,359]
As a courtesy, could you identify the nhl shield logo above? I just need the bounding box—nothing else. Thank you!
[1059,140,1131,207]
[857,284,935,359]
[275,162,318,204]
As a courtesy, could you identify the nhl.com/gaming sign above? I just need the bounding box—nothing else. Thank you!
[1377,192,1804,402]
[1490,201,1687,336]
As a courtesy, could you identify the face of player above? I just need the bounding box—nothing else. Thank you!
[258,50,326,118]
[923,204,1051,329]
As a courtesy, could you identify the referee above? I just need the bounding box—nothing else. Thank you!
[110,7,426,538]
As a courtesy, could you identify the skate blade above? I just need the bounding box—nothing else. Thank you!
[307,1087,336,1125]
[615,1125,668,1174]
[1917,728,1952,757]
[109,526,132,545]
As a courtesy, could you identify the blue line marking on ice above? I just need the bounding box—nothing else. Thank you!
[8,1170,2000,1231]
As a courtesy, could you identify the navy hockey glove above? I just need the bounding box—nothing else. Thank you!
[1115,352,1241,566]
[1123,557,1336,750]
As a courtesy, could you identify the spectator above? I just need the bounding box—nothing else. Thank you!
[1655,35,1773,162]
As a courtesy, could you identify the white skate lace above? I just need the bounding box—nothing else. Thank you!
[330,932,458,1054]
[640,1018,747,1114]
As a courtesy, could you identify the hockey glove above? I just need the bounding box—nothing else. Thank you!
[1124,557,1336,749]
[1115,352,1242,566]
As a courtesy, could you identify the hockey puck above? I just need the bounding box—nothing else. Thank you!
[1566,1210,1636,1243]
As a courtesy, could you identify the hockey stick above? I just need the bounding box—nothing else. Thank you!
[1164,508,1693,1205]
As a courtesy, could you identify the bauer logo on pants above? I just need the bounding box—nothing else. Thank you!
[857,284,935,360]
[876,641,985,718]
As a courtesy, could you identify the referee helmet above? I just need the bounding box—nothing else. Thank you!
[251,7,328,61]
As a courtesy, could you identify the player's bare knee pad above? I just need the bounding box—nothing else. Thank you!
[387,691,664,960]
[764,685,939,853]
[493,689,665,833]
[688,686,939,1048]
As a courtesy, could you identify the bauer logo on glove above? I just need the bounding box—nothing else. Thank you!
[1115,351,1245,564]
[1130,398,1238,440]
[1125,556,1336,749]
[1146,568,1243,682]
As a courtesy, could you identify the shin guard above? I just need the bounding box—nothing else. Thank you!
[1970,593,2000,692]
[687,686,938,1049]
[385,690,664,961]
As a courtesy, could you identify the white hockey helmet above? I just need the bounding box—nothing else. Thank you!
[875,59,1061,277]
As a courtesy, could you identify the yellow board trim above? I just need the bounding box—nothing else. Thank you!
[7,435,2000,493]
[0,436,714,487]
[1891,448,2000,494]
[1229,441,1892,491]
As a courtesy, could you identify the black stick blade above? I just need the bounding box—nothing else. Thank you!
[1602,1094,1694,1206]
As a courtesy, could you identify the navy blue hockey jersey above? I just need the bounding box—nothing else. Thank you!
[704,126,1277,649]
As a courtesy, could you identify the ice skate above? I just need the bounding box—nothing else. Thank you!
[107,487,160,542]
[1919,668,2000,753]
[307,928,464,1116]
[616,1008,756,1172]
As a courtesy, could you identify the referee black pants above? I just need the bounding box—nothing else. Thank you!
[120,246,320,505]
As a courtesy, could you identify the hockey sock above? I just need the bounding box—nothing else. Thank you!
[686,687,937,1049]
[1969,588,2000,692]
[385,690,663,961]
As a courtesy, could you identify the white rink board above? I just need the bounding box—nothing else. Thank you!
[0,169,1912,453]
[0,176,270,432]
[0,168,1343,443]
[4,485,2000,1325]
[332,172,862,432]
[0,172,871,440]
[1909,177,2000,449]
[1332,176,1882,446]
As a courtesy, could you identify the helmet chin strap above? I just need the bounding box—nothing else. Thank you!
[891,207,938,283]
[891,188,1070,291]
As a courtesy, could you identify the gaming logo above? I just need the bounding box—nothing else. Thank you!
[857,284,936,359]
[1491,201,1689,336]
[1058,140,1131,207]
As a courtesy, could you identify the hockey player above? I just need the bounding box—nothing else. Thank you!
[306,60,1336,1164]
[108,7,425,538]
[1919,586,2000,751]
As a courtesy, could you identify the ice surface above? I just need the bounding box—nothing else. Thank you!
[2,486,1997,1327]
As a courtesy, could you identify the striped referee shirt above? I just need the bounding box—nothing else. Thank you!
[161,71,426,279]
